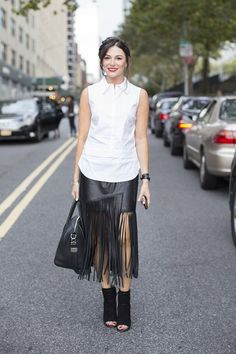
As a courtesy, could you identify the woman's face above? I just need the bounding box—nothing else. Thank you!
[102,45,127,79]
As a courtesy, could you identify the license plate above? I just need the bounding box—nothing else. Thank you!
[0,130,12,136]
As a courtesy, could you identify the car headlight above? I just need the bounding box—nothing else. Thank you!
[21,114,36,126]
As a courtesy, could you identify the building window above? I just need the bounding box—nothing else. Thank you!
[32,63,35,77]
[11,0,15,6]
[0,8,7,29]
[19,27,23,43]
[26,60,30,75]
[19,55,23,71]
[26,34,30,49]
[11,49,16,67]
[32,38,35,51]
[0,42,7,62]
[10,18,16,36]
[31,14,34,28]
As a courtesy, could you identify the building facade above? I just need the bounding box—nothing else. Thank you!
[34,0,78,91]
[0,0,36,99]
[0,0,79,99]
[34,0,68,81]
[67,7,77,90]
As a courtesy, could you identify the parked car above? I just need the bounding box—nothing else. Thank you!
[0,97,63,142]
[149,91,182,132]
[183,96,236,189]
[163,96,211,154]
[229,150,236,246]
[153,97,179,137]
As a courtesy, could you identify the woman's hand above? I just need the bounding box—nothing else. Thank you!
[137,180,151,208]
[72,182,80,201]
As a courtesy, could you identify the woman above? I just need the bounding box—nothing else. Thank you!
[66,95,77,137]
[72,37,150,332]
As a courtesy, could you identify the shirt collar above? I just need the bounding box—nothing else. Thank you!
[100,76,129,95]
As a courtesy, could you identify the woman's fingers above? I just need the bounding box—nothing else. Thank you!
[71,185,80,201]
[137,192,142,202]
[137,185,151,207]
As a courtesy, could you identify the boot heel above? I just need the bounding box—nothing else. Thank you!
[117,290,131,332]
[102,287,117,327]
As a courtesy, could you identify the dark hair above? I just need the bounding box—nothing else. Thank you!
[98,37,131,73]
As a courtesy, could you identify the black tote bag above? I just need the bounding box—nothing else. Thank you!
[54,200,85,274]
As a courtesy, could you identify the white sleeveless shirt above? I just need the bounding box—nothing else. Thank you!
[78,76,141,182]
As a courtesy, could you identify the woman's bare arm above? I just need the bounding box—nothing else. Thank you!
[135,88,149,175]
[135,88,151,207]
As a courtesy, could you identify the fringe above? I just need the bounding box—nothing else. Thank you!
[78,193,138,286]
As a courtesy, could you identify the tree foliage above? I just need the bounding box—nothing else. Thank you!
[119,0,236,93]
[16,0,78,16]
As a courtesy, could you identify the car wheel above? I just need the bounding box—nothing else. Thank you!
[35,122,42,142]
[170,136,181,156]
[183,143,194,169]
[200,152,217,190]
[163,132,170,147]
[155,129,162,138]
[231,184,236,247]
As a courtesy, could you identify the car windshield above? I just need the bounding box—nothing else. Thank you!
[172,97,188,111]
[161,99,178,110]
[182,98,210,111]
[220,99,236,121]
[0,99,37,115]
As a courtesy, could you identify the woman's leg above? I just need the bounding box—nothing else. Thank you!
[117,212,133,331]
[94,234,117,327]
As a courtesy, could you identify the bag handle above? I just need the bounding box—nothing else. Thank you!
[66,199,81,224]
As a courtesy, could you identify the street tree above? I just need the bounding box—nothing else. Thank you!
[15,0,78,16]
[120,0,236,93]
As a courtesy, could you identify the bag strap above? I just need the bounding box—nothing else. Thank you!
[66,200,77,223]
[66,200,82,224]
[76,200,82,216]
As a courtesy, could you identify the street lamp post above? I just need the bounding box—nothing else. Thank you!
[179,39,193,95]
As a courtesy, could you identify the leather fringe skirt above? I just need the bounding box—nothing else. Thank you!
[78,172,139,287]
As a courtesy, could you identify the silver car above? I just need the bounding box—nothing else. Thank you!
[183,96,236,189]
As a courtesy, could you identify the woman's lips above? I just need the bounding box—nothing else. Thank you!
[108,68,118,72]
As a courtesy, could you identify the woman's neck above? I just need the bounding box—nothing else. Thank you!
[105,75,125,85]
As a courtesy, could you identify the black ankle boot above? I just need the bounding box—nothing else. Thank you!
[117,290,131,332]
[102,287,117,327]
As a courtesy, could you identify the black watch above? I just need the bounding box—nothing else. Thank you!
[140,173,150,181]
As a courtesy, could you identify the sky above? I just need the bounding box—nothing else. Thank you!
[75,0,124,82]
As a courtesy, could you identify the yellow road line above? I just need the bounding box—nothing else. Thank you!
[0,138,74,216]
[0,140,77,240]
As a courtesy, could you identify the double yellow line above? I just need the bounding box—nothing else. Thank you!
[0,138,77,240]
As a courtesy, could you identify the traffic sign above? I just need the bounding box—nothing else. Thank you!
[179,39,193,58]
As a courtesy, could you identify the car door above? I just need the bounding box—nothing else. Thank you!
[191,101,217,164]
[40,99,57,132]
[186,102,215,163]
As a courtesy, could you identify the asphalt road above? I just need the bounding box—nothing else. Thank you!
[1,120,236,354]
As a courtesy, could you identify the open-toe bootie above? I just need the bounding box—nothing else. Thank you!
[117,290,131,332]
[102,287,117,327]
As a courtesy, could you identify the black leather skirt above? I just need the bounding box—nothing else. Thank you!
[78,172,139,286]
